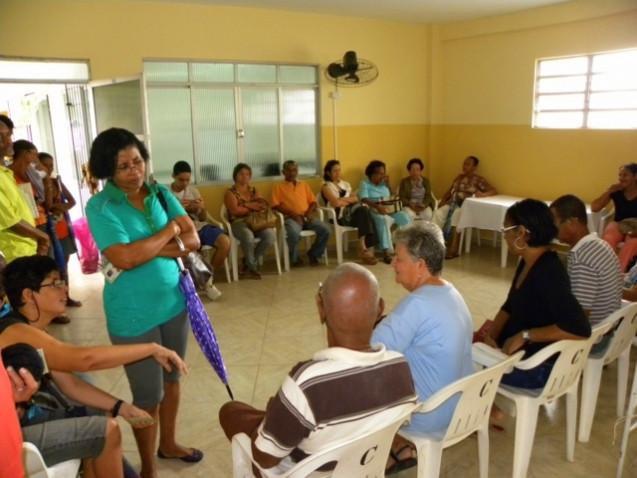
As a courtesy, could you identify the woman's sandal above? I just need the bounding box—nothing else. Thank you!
[386,444,417,475]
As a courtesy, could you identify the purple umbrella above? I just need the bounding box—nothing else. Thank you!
[176,251,233,400]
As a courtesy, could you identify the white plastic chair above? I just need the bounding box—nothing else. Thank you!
[401,348,524,478]
[200,212,232,283]
[220,204,282,281]
[275,211,328,272]
[316,193,359,264]
[231,404,417,478]
[578,302,637,442]
[616,350,637,478]
[23,442,81,478]
[472,323,612,478]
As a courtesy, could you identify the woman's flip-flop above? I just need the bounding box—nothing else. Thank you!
[386,444,417,475]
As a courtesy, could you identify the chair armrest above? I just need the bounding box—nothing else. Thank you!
[318,206,338,223]
[472,342,509,368]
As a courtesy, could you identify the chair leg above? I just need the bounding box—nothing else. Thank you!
[273,239,282,275]
[511,399,540,478]
[618,349,631,418]
[578,360,604,442]
[477,423,489,478]
[566,386,578,462]
[231,241,240,282]
[225,258,233,283]
[416,441,443,478]
[476,228,481,246]
[281,231,290,272]
[617,367,637,478]
[336,230,343,264]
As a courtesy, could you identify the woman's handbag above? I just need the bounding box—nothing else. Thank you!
[245,207,277,232]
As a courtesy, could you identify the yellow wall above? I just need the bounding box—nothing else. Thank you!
[0,0,431,206]
[430,1,637,202]
[2,0,637,206]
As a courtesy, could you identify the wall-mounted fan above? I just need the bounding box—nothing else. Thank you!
[325,51,379,160]
[325,51,379,87]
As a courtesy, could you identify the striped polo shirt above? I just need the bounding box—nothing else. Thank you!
[255,344,416,472]
[568,233,622,325]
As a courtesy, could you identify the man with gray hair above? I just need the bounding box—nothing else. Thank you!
[372,223,473,473]
[219,263,416,474]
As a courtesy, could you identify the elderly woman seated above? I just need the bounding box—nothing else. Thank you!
[397,158,436,221]
[359,160,412,263]
[372,223,473,473]
[0,255,188,477]
[433,155,497,259]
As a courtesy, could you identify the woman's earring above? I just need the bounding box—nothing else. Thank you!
[513,235,528,251]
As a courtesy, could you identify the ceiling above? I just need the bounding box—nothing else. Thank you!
[144,0,571,23]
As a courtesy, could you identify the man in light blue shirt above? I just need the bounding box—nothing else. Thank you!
[372,224,473,436]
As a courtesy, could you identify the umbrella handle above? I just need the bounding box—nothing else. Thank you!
[173,236,187,272]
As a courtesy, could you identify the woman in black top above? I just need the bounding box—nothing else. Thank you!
[485,199,591,388]
[592,163,637,271]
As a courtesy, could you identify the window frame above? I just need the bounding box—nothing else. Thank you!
[143,59,321,185]
[532,48,637,130]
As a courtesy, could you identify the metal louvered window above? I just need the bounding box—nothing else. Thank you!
[144,61,319,184]
[533,48,637,130]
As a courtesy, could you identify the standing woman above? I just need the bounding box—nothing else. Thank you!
[86,128,202,478]
[320,159,378,265]
[398,158,436,221]
[223,163,276,279]
[38,152,82,308]
[591,163,637,271]
[359,160,412,264]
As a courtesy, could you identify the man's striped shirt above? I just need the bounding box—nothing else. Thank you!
[568,233,622,325]
[255,344,416,470]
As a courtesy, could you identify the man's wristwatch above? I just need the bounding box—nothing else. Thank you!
[522,330,531,342]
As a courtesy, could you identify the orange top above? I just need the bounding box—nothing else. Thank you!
[271,180,315,216]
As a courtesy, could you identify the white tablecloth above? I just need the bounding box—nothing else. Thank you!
[455,195,602,267]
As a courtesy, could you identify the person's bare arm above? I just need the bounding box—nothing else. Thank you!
[9,221,49,255]
[225,190,251,218]
[104,221,179,269]
[1,324,188,374]
[484,309,510,347]
[623,287,637,302]
[322,185,349,208]
[304,201,318,219]
[591,184,621,212]
[502,324,587,354]
[158,214,200,256]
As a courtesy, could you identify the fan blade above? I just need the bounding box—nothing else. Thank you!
[327,63,346,78]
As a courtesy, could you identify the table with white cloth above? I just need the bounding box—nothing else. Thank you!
[456,195,602,268]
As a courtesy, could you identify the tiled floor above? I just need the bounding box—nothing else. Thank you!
[54,242,637,477]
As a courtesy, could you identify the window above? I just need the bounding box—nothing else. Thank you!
[533,48,637,129]
[144,61,319,184]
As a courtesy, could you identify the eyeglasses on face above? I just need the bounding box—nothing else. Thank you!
[500,224,518,234]
[39,279,67,290]
[115,158,144,173]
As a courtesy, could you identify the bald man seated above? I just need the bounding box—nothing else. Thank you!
[219,263,417,474]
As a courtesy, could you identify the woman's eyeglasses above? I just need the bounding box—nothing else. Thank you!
[500,225,518,233]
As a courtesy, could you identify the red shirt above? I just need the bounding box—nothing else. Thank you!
[0,355,24,478]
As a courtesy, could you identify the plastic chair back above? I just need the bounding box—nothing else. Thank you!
[435,351,523,446]
[232,403,417,478]
[539,338,599,401]
[602,302,637,364]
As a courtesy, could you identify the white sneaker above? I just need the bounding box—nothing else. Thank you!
[205,282,222,301]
